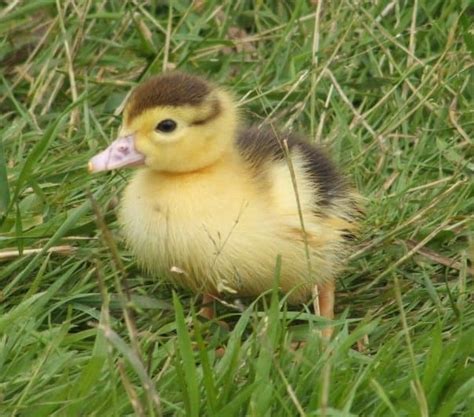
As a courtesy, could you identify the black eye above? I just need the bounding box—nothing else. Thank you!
[156,119,177,133]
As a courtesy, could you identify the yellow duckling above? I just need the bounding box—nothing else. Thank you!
[89,72,361,335]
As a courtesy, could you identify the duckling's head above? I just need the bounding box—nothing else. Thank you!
[89,72,238,173]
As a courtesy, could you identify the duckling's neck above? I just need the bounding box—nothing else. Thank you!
[139,145,246,199]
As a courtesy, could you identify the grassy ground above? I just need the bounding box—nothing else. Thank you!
[1,1,473,416]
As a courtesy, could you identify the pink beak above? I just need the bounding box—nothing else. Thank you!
[88,134,145,173]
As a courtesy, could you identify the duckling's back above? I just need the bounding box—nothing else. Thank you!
[237,126,352,210]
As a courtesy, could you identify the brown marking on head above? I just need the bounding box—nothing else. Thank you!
[126,72,212,122]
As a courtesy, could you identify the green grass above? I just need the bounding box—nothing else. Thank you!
[1,0,473,416]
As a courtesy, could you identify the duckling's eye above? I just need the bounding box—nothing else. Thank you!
[156,119,177,133]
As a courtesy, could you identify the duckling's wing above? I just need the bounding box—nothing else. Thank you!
[236,125,347,207]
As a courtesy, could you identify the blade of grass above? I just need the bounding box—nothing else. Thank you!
[173,293,200,417]
[0,137,9,216]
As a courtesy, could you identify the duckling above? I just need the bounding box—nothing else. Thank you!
[89,72,361,337]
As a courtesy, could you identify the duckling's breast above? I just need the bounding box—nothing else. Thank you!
[119,155,356,303]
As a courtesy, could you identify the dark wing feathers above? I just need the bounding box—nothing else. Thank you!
[237,126,347,207]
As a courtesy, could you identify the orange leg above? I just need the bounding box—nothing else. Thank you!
[199,293,215,320]
[357,334,370,352]
[198,294,226,357]
[314,281,335,339]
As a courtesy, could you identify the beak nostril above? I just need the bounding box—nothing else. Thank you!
[118,145,129,154]
[88,134,144,172]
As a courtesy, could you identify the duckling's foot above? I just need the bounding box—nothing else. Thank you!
[357,334,370,352]
[199,293,216,320]
[198,293,230,331]
[196,294,228,356]
[314,282,335,339]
